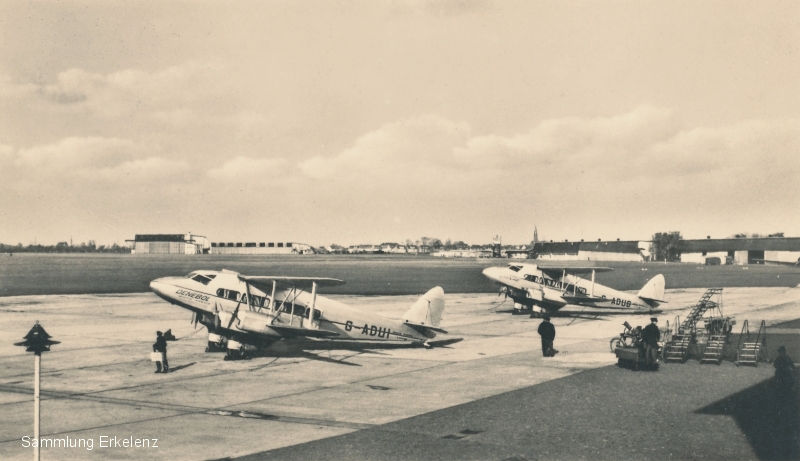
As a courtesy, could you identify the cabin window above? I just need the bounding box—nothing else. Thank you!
[524,274,539,283]
[225,290,240,301]
[216,288,226,297]
[508,265,522,272]
[192,274,213,285]
[578,287,587,295]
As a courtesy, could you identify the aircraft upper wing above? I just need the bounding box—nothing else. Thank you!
[240,276,346,290]
[538,266,613,275]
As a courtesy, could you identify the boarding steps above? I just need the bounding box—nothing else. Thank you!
[736,320,768,367]
[700,334,728,364]
[663,288,723,363]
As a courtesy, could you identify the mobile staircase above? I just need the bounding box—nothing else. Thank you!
[736,320,768,367]
[699,316,734,365]
[663,288,723,363]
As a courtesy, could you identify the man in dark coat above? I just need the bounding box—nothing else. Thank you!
[642,317,660,370]
[153,331,170,373]
[537,316,557,357]
[774,346,797,393]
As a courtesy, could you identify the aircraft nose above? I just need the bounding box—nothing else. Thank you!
[482,267,500,281]
[149,277,174,297]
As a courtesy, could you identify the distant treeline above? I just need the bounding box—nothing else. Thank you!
[0,241,131,253]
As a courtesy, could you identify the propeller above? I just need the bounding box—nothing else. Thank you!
[226,300,243,329]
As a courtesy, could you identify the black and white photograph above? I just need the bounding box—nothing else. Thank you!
[1,1,799,460]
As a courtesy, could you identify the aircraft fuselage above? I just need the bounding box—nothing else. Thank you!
[482,263,655,312]
[150,270,432,347]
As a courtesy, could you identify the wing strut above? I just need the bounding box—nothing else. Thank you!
[591,270,596,297]
[269,280,277,314]
[307,282,318,328]
[244,281,254,312]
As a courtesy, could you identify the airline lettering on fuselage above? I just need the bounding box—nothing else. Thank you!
[176,289,210,302]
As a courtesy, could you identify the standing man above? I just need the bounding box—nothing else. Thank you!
[537,315,557,357]
[774,346,797,393]
[153,331,169,373]
[642,317,661,370]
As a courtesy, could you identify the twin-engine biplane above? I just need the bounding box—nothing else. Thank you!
[150,270,447,359]
[482,263,666,316]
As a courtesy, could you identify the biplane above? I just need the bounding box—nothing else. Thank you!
[150,270,447,359]
[482,263,665,316]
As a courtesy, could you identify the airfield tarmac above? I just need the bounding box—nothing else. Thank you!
[0,287,798,460]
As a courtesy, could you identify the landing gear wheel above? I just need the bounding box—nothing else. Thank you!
[610,337,623,352]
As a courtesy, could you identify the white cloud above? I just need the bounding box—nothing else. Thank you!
[207,156,291,179]
[299,115,470,179]
[15,137,140,169]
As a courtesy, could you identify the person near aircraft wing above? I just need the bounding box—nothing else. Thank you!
[149,270,449,360]
[152,330,176,373]
[483,263,666,318]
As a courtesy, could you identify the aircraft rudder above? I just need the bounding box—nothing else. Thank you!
[402,286,445,328]
[637,274,666,303]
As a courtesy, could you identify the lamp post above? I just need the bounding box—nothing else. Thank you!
[14,321,59,461]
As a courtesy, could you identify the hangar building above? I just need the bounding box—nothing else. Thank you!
[210,242,314,255]
[678,237,800,265]
[129,234,209,254]
[530,240,648,262]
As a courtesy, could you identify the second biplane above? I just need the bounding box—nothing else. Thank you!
[482,263,666,316]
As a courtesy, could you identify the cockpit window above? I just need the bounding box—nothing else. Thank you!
[192,274,213,285]
[508,265,522,272]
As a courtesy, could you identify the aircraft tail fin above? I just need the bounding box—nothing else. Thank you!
[637,274,666,305]
[402,287,446,336]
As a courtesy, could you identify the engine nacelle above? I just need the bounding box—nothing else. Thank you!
[235,311,282,338]
[526,287,543,302]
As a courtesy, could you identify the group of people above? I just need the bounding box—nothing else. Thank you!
[538,315,797,387]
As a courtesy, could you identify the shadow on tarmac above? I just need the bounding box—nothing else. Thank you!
[167,362,196,373]
[698,377,799,460]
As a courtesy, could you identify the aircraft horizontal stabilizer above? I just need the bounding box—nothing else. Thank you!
[404,323,448,334]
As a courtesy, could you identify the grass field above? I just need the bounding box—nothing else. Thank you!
[1,253,800,297]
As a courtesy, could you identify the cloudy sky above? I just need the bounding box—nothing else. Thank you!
[1,1,798,247]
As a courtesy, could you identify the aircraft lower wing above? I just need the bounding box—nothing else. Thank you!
[560,295,611,304]
[268,324,341,338]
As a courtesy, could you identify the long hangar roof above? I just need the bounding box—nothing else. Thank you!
[678,237,800,252]
[533,240,643,255]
